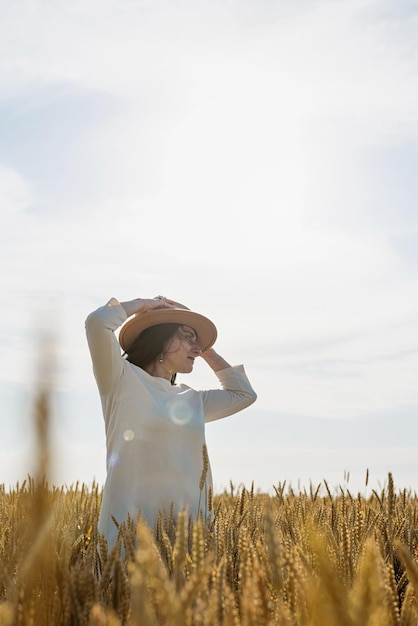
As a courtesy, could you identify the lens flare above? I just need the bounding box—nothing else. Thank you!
[107,452,120,468]
[123,429,135,441]
[169,399,193,426]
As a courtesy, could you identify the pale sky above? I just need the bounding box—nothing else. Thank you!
[1,0,417,495]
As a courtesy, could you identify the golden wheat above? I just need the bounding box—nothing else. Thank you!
[1,472,417,625]
[1,357,417,625]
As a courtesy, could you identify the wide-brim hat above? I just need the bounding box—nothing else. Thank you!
[119,308,217,352]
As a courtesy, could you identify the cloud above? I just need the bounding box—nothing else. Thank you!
[0,164,37,215]
[1,0,417,424]
[208,445,418,494]
[2,0,418,221]
[1,0,417,120]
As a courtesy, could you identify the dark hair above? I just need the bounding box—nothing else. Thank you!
[124,323,182,384]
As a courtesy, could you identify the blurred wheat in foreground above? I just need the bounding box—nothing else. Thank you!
[1,369,417,625]
[0,473,417,626]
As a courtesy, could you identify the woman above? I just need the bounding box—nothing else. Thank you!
[85,295,257,548]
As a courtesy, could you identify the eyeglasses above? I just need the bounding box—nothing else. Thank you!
[176,327,201,349]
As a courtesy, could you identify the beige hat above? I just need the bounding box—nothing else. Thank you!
[119,308,217,352]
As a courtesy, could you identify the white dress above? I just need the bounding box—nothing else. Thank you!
[85,298,257,547]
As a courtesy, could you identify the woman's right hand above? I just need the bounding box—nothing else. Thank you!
[120,296,188,318]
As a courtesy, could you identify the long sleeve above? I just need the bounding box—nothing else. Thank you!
[201,365,257,423]
[85,298,127,395]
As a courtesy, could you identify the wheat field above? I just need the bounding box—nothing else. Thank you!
[1,471,417,625]
[1,388,417,625]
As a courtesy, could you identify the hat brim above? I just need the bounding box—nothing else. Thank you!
[118,308,217,352]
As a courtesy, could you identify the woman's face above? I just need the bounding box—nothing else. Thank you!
[163,325,202,373]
